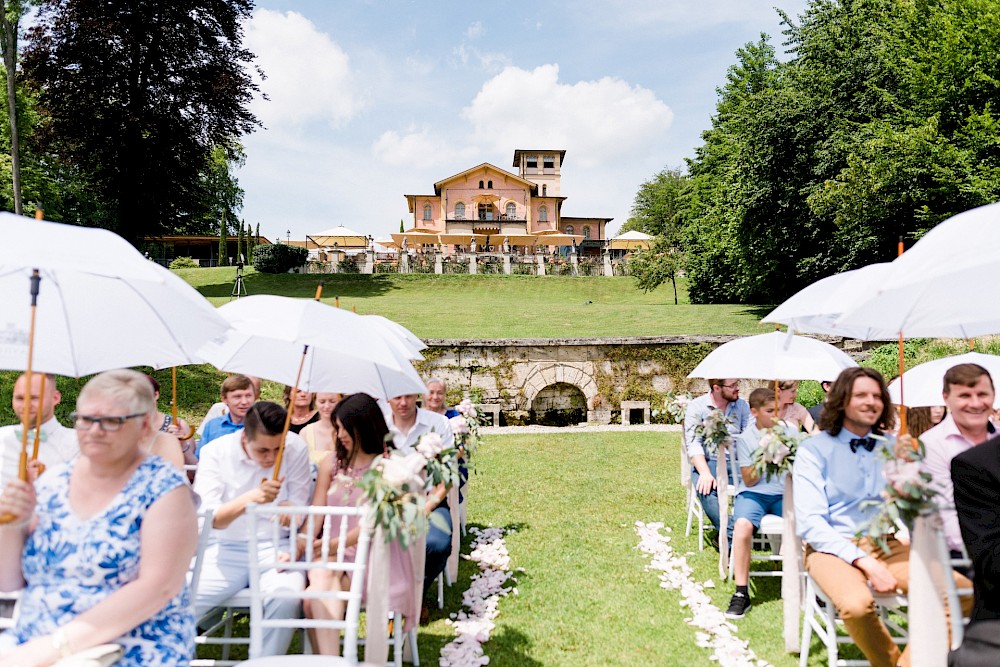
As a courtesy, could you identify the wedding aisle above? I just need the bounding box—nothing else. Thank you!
[460,431,810,666]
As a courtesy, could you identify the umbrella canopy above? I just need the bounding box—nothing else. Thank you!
[391,232,439,247]
[499,234,538,247]
[688,331,858,381]
[609,230,652,251]
[307,225,368,248]
[533,232,583,246]
[364,315,426,358]
[197,295,427,399]
[0,214,230,376]
[437,233,489,245]
[835,202,1000,338]
[888,352,1000,408]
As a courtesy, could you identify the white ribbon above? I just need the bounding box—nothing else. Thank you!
[717,441,729,578]
[909,514,950,666]
[782,476,801,653]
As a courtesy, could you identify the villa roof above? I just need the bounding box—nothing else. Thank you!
[512,149,567,166]
[432,162,537,195]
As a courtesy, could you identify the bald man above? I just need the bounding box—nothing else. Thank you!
[0,373,79,487]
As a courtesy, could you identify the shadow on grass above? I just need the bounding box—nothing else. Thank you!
[483,626,544,667]
[738,305,777,320]
[195,273,403,300]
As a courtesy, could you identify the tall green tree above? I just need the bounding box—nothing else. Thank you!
[624,167,690,304]
[22,0,260,245]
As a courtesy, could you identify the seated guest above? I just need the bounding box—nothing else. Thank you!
[305,393,415,654]
[284,386,319,434]
[196,375,260,437]
[299,393,342,464]
[140,374,189,470]
[385,393,454,608]
[0,373,78,487]
[953,432,1000,623]
[806,380,832,424]
[906,406,946,439]
[921,364,995,566]
[197,374,257,457]
[726,388,788,619]
[794,367,971,667]
[0,369,197,665]
[192,401,312,657]
[778,380,817,433]
[683,379,750,533]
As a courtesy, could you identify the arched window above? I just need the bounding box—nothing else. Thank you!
[455,202,465,220]
[506,202,517,219]
[565,224,574,235]
[542,184,547,196]
[488,180,493,189]
[479,180,484,189]
[583,226,591,239]
[539,206,548,222]
[423,204,432,220]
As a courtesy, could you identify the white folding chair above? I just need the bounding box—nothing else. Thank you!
[0,590,21,632]
[246,504,371,662]
[726,442,784,580]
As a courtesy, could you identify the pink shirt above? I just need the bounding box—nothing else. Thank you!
[920,414,994,552]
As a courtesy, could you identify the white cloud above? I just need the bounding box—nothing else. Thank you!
[244,9,364,131]
[371,127,477,169]
[461,64,673,168]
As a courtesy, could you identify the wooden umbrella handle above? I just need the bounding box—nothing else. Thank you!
[272,344,309,481]
[30,372,46,461]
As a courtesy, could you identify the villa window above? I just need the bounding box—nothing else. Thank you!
[543,157,554,169]
[526,157,537,169]
[565,224,574,235]
[423,204,432,220]
[478,203,494,220]
[583,226,591,239]
[542,184,547,196]
[539,206,548,222]
[479,180,484,189]
[455,202,465,220]
[506,202,517,219]
[488,180,493,189]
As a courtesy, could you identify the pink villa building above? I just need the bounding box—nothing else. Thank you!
[403,149,612,256]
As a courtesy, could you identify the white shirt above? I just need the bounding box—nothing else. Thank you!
[196,402,228,436]
[0,417,79,487]
[386,407,454,455]
[192,430,312,542]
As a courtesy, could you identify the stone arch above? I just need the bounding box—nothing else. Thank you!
[520,363,598,409]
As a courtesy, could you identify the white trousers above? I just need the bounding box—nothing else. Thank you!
[194,540,305,657]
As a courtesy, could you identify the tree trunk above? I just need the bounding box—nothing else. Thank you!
[217,209,226,266]
[1,1,22,215]
[671,274,678,305]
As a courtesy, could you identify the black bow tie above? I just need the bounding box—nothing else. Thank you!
[850,437,877,453]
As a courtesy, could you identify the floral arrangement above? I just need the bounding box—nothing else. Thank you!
[357,429,462,547]
[751,425,804,481]
[694,409,734,458]
[635,522,772,666]
[439,526,519,667]
[652,391,692,424]
[858,433,938,554]
[449,398,485,460]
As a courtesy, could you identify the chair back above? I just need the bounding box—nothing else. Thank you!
[246,504,371,661]
[189,508,215,601]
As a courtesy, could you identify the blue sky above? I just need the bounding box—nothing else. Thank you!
[240,1,811,242]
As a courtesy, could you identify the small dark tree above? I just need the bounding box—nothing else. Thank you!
[217,211,226,267]
[22,0,261,245]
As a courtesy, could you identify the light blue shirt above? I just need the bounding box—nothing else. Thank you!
[792,427,893,564]
[735,422,790,497]
[683,392,750,459]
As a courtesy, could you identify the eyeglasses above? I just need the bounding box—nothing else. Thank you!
[721,383,739,389]
[70,412,146,432]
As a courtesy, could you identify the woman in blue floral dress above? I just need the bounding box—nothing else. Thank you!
[0,369,198,666]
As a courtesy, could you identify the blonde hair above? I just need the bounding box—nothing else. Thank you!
[78,369,155,415]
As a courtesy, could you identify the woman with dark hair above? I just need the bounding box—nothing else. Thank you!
[303,393,409,655]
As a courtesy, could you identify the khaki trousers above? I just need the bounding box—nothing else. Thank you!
[805,537,972,667]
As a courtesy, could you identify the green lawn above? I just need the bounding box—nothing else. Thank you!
[461,432,823,666]
[174,268,772,339]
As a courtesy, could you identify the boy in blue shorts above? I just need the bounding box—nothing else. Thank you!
[725,387,789,618]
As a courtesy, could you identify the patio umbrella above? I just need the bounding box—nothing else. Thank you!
[835,202,1000,338]
[888,352,1000,408]
[533,232,583,246]
[609,230,652,251]
[391,231,438,248]
[363,315,426,358]
[0,213,230,376]
[307,225,368,248]
[437,232,488,246]
[197,295,427,399]
[687,331,858,382]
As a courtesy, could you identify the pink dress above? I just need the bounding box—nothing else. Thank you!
[781,402,815,432]
[324,461,415,620]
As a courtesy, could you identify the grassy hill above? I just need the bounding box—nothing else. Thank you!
[176,267,772,339]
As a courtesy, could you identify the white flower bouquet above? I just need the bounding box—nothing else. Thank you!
[751,424,804,481]
[694,409,733,458]
[858,433,938,554]
[358,451,429,548]
[657,391,692,424]
[449,398,484,460]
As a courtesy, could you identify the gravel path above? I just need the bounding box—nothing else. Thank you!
[482,423,682,434]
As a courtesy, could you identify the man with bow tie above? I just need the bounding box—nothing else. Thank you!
[793,367,970,667]
[0,372,78,487]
